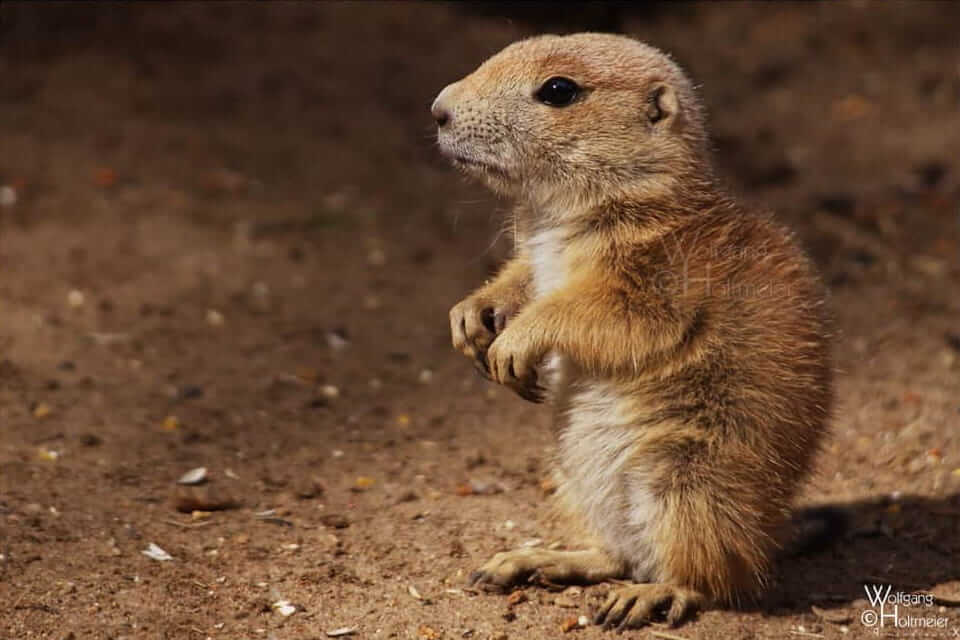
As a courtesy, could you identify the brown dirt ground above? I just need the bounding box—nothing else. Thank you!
[1,3,959,639]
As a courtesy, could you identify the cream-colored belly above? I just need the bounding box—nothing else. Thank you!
[555,381,660,580]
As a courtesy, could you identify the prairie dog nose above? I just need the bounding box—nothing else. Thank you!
[431,103,450,127]
[431,83,458,127]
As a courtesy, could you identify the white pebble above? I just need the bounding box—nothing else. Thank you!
[272,600,297,617]
[321,384,340,399]
[326,628,358,638]
[177,467,208,485]
[206,309,225,326]
[141,543,173,562]
[332,449,345,458]
[326,330,350,351]
[67,289,85,308]
[0,185,16,208]
[418,369,434,384]
[577,616,589,628]
[503,520,516,530]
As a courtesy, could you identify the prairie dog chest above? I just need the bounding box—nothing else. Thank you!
[527,228,568,298]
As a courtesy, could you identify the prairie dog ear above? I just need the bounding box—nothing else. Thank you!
[646,83,680,127]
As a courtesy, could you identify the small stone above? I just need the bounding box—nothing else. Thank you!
[141,543,173,562]
[321,384,340,399]
[67,290,85,308]
[326,328,350,351]
[418,369,434,384]
[174,485,239,513]
[506,591,528,606]
[417,625,440,640]
[206,309,225,327]
[353,476,375,491]
[32,402,52,418]
[326,628,358,638]
[79,433,102,447]
[177,467,208,485]
[271,600,297,617]
[36,447,59,462]
[367,248,386,266]
[294,477,325,499]
[319,514,350,529]
[162,415,180,431]
[0,185,17,208]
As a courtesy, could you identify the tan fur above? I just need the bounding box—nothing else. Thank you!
[435,33,831,627]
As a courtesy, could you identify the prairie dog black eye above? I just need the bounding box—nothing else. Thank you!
[535,76,580,107]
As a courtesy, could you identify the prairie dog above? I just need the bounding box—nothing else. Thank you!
[434,34,831,629]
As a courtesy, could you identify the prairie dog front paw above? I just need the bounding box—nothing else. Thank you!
[449,297,515,369]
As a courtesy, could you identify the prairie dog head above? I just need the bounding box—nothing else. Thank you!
[432,33,709,210]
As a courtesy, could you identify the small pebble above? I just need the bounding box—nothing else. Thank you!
[0,185,16,207]
[32,402,53,418]
[67,290,85,309]
[162,415,180,431]
[320,514,350,529]
[141,543,173,562]
[36,447,59,462]
[418,369,434,384]
[177,467,208,485]
[206,309,225,327]
[353,476,375,491]
[321,385,340,399]
[326,628,358,638]
[326,329,350,351]
[271,600,297,617]
[367,248,386,266]
[79,433,102,447]
[174,486,239,513]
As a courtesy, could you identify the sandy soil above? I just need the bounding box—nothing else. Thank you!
[1,3,959,639]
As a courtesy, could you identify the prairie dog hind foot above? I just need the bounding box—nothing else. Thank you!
[594,583,705,629]
[468,547,621,591]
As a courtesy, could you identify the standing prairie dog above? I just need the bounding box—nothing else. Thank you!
[433,34,831,629]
